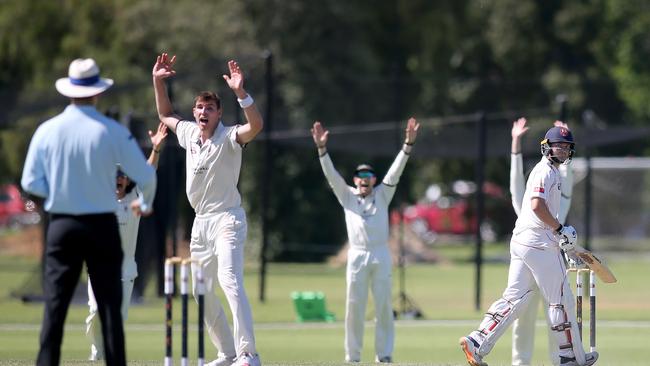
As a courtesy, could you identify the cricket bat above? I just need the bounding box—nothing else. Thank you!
[574,247,617,284]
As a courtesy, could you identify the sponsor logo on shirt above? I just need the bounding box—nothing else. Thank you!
[534,187,545,193]
[193,166,208,175]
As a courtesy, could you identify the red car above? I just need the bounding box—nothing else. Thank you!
[400,181,514,244]
[0,184,40,228]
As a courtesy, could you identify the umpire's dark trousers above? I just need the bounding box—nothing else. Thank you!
[37,213,126,366]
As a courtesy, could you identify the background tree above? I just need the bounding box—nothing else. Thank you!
[1,0,648,262]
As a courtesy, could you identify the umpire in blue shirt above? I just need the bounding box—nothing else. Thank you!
[21,58,157,366]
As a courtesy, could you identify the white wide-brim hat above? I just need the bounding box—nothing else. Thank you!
[55,58,114,98]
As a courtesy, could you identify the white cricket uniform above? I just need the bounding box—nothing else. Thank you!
[176,120,255,359]
[86,188,141,360]
[510,154,574,366]
[319,150,410,362]
[469,157,588,365]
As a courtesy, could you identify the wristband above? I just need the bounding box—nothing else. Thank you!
[138,197,151,214]
[555,224,563,234]
[405,141,414,146]
[237,94,254,108]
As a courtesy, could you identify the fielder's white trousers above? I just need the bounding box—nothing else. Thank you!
[86,277,135,361]
[345,246,394,362]
[190,207,256,359]
[512,290,560,366]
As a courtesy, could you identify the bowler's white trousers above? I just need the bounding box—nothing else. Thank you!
[190,206,256,359]
[345,245,394,362]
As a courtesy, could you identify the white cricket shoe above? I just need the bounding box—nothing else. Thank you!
[234,352,261,366]
[206,354,237,366]
[345,355,360,363]
[559,351,599,366]
[376,355,392,363]
[88,344,103,361]
[459,336,488,366]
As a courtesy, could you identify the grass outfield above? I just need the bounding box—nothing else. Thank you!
[0,246,648,365]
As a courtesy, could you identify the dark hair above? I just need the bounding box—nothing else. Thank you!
[193,91,221,110]
[125,180,136,195]
[117,170,137,195]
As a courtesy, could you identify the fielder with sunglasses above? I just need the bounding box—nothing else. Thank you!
[311,118,419,363]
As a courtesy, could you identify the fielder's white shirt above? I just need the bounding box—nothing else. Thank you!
[116,188,141,280]
[176,121,242,215]
[319,151,409,250]
[512,157,562,247]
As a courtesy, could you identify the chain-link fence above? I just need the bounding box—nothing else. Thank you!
[570,157,650,253]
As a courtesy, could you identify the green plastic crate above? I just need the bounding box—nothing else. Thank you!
[291,291,336,322]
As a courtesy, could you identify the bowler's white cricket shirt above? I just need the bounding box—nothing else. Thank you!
[116,188,141,280]
[176,121,242,215]
[512,157,561,247]
[319,151,409,250]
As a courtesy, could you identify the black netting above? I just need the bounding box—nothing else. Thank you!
[569,157,650,252]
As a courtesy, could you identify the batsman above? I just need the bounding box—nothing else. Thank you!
[460,124,599,366]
